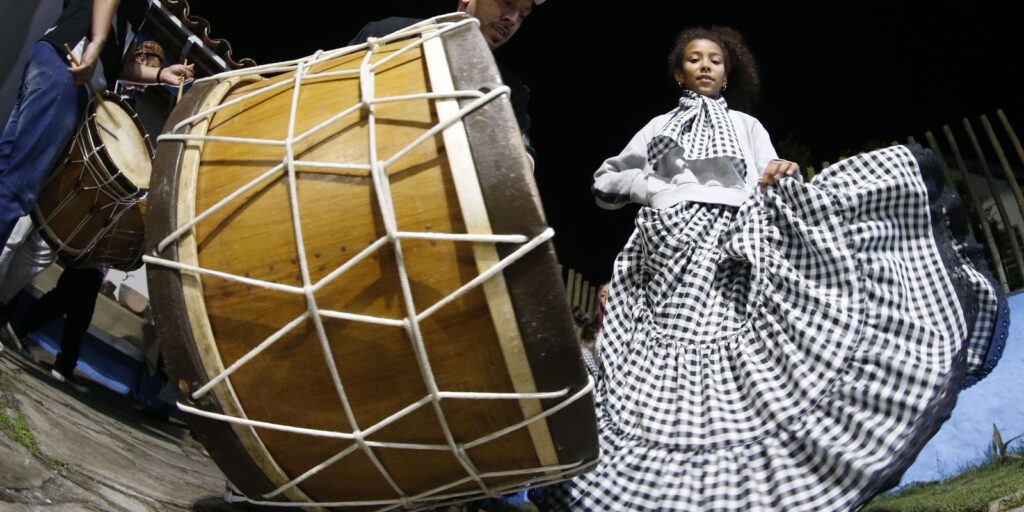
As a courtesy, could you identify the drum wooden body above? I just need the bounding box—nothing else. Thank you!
[33,92,150,271]
[148,17,596,510]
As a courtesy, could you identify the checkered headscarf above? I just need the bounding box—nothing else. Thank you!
[647,90,746,179]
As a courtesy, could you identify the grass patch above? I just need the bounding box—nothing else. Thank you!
[865,455,1024,512]
[0,368,64,469]
[0,406,40,455]
[0,370,40,455]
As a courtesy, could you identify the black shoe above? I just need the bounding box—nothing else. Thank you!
[0,322,14,349]
[50,368,89,393]
[1,323,37,364]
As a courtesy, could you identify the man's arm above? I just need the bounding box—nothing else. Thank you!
[67,0,120,84]
[120,58,194,86]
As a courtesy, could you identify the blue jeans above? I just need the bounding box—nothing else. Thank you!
[0,42,86,245]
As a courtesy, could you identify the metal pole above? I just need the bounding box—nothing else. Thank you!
[925,131,972,238]
[944,125,1009,292]
[924,131,958,190]
[980,114,1024,224]
[964,118,1024,287]
[573,272,584,313]
[566,268,576,301]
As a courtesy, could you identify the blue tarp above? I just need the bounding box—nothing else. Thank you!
[900,293,1024,485]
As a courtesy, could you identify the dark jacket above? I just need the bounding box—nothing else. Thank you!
[41,0,149,90]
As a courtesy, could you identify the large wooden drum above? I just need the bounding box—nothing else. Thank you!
[147,15,596,510]
[33,92,149,271]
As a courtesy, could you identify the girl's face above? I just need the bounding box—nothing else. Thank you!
[674,38,727,99]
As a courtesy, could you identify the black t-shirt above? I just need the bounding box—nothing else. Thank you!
[40,0,149,90]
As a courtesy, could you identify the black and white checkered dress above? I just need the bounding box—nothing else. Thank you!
[538,144,1008,511]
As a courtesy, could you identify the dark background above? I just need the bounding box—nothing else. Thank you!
[190,0,1024,282]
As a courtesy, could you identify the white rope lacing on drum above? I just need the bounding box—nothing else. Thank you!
[41,108,146,267]
[146,14,593,511]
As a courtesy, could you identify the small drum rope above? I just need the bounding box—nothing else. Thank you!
[43,133,141,231]
[60,131,144,258]
[80,109,146,203]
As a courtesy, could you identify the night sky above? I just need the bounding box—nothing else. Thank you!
[192,1,1024,282]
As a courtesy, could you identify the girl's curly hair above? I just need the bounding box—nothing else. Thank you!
[668,26,761,113]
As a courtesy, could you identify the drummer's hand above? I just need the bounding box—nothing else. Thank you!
[159,63,195,86]
[68,40,102,85]
[759,159,799,190]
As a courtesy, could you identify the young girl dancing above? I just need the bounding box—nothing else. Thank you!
[540,25,1008,511]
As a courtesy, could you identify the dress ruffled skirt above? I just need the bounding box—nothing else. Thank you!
[538,145,1009,511]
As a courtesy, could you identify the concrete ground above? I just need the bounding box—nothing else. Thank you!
[0,347,241,511]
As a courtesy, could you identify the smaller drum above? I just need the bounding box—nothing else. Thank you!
[32,92,151,270]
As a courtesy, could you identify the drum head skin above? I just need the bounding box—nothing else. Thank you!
[96,98,152,190]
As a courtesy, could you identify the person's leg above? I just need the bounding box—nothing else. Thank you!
[0,225,57,362]
[0,225,57,305]
[0,215,36,326]
[7,261,69,366]
[51,267,104,377]
[0,42,85,244]
[0,216,36,284]
[17,270,69,337]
